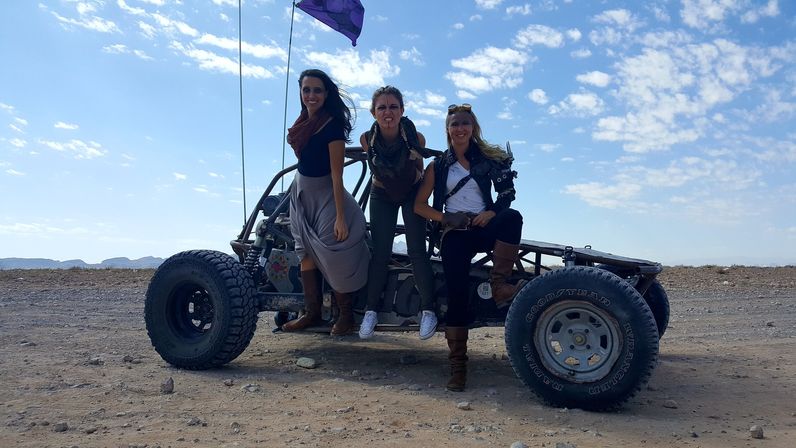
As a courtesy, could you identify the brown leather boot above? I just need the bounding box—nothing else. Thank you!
[330,291,354,336]
[490,240,524,307]
[282,269,323,332]
[445,327,469,392]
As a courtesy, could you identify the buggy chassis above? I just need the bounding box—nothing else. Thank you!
[145,148,668,411]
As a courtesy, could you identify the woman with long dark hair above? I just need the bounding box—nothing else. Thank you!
[414,103,524,391]
[282,68,369,336]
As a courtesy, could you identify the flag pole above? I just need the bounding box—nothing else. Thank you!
[280,1,297,192]
[237,0,247,223]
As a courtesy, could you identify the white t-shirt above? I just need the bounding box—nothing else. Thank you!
[444,161,486,214]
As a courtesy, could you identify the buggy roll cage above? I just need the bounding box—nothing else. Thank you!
[230,146,662,295]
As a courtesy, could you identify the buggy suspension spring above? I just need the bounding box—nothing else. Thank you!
[243,244,264,280]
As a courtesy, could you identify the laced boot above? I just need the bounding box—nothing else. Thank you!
[282,269,323,332]
[445,327,469,392]
[330,291,354,335]
[490,240,525,307]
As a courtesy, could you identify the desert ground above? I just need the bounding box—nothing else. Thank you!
[1,266,795,448]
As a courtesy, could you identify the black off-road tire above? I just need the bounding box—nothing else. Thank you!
[145,250,258,369]
[504,266,659,411]
[642,280,670,338]
[596,264,670,338]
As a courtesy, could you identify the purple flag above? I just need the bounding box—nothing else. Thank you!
[296,0,364,46]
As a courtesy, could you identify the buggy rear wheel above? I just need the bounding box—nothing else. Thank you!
[145,250,258,369]
[596,264,669,338]
[504,266,659,411]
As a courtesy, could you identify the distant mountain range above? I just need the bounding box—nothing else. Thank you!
[0,257,164,270]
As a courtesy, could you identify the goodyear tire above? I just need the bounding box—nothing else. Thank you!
[505,266,659,411]
[145,250,258,369]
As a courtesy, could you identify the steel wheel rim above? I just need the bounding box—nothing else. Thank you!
[534,300,622,383]
[167,284,215,340]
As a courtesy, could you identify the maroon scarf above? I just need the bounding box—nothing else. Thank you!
[287,108,331,158]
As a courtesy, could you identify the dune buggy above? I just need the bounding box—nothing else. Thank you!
[145,148,669,411]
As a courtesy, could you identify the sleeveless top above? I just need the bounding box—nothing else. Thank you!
[364,117,427,203]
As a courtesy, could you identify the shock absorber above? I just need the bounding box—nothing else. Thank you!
[244,219,269,281]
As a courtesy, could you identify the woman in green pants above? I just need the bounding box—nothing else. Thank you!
[358,86,437,340]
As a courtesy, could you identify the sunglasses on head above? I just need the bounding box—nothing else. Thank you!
[447,103,472,114]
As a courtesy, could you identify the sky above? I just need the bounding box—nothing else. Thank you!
[1,0,795,266]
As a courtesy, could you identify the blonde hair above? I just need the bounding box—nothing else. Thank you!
[446,108,509,162]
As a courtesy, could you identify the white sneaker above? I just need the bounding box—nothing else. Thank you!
[359,310,378,339]
[419,310,438,340]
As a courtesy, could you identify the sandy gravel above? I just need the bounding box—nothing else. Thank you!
[1,266,795,447]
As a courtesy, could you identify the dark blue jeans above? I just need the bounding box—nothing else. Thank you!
[440,208,522,326]
[366,186,435,311]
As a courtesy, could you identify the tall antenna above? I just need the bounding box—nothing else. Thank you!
[280,1,297,192]
[237,0,247,222]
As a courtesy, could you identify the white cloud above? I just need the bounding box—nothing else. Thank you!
[506,4,532,16]
[39,139,107,159]
[173,172,187,181]
[594,9,640,29]
[576,71,612,87]
[753,88,796,122]
[54,121,79,130]
[680,0,742,29]
[566,28,582,42]
[537,143,560,152]
[563,181,642,208]
[399,47,424,66]
[5,169,25,176]
[445,47,529,94]
[456,90,477,100]
[475,0,503,9]
[211,0,236,6]
[404,90,447,119]
[51,12,120,33]
[9,138,27,148]
[470,14,483,21]
[138,21,156,38]
[548,91,605,116]
[196,34,287,61]
[571,48,592,59]
[151,13,199,37]
[423,91,447,107]
[412,119,431,127]
[741,0,779,23]
[528,88,549,105]
[589,9,643,46]
[593,38,793,153]
[170,41,275,79]
[452,23,464,30]
[117,0,146,16]
[0,222,91,236]
[514,24,564,48]
[104,43,154,60]
[305,49,400,88]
